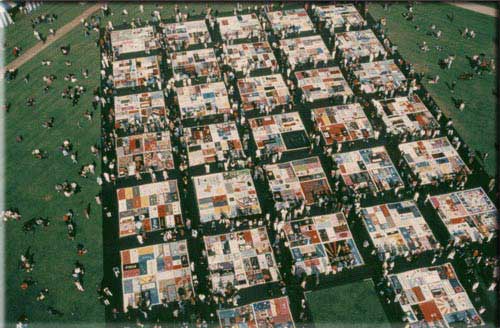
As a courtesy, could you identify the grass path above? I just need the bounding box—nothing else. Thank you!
[451,2,497,17]
[1,4,101,73]
[2,3,94,66]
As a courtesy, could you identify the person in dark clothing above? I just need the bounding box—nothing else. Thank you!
[47,306,64,316]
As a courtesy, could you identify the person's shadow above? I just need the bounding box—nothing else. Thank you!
[451,97,462,108]
[464,55,476,68]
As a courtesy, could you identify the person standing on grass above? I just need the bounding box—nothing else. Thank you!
[20,277,37,290]
[462,27,469,38]
[77,243,88,256]
[72,262,85,291]
[447,55,455,69]
[13,46,21,57]
[429,75,439,84]
[34,30,42,41]
[95,193,101,205]
[19,247,34,272]
[16,314,29,328]
[488,178,495,192]
[67,218,76,240]
[489,59,495,72]
[458,100,465,112]
[36,288,49,301]
[84,203,91,219]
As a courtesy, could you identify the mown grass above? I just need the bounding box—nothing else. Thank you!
[306,279,391,328]
[4,22,105,328]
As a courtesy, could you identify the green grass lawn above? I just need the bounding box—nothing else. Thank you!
[3,3,93,65]
[4,25,104,327]
[305,279,391,328]
[368,3,497,176]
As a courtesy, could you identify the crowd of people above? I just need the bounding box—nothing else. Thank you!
[9,10,60,59]
[97,2,498,327]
